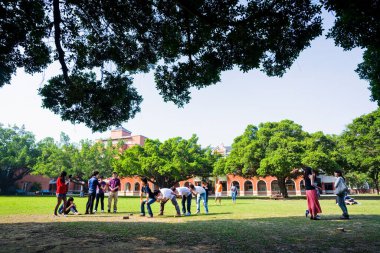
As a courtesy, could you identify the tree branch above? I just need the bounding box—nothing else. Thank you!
[53,0,70,84]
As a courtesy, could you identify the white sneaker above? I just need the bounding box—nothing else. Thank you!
[94,210,97,214]
[196,211,200,214]
[101,210,104,213]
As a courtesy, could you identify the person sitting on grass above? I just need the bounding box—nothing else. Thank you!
[140,177,158,218]
[189,184,209,214]
[157,186,181,217]
[58,197,80,215]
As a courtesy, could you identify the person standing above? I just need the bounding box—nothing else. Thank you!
[230,183,238,204]
[54,171,68,216]
[94,176,106,213]
[215,181,223,205]
[176,186,192,216]
[202,181,210,204]
[158,187,181,217]
[140,178,157,218]
[303,166,322,220]
[85,171,100,214]
[108,171,121,213]
[334,170,350,219]
[189,184,209,214]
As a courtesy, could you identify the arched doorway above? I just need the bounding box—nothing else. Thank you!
[257,180,267,195]
[300,180,306,195]
[134,182,140,192]
[125,182,131,192]
[271,180,280,194]
[286,179,296,195]
[244,181,253,195]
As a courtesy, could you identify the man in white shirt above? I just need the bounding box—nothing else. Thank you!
[158,187,181,217]
[189,184,209,214]
[176,186,192,216]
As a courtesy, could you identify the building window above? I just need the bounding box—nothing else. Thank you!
[285,180,295,191]
[324,183,334,191]
[271,180,280,192]
[134,182,140,191]
[258,180,267,192]
[244,181,253,191]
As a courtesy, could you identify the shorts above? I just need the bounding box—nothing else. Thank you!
[215,192,222,197]
[56,193,67,198]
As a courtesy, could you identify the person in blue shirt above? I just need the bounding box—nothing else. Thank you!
[85,170,100,214]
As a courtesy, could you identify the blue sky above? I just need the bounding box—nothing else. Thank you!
[0,12,377,147]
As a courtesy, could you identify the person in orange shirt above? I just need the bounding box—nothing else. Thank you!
[215,181,223,205]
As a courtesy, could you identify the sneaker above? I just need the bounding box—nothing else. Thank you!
[340,215,350,220]
[158,213,163,216]
[205,211,208,214]
[185,212,191,216]
[101,210,104,213]
[113,210,117,213]
[108,209,110,213]
[94,210,97,214]
[147,216,153,218]
[140,214,145,217]
[85,212,89,215]
[174,214,181,217]
[305,210,309,218]
[196,211,200,214]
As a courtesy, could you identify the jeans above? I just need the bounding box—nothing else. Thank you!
[58,204,78,214]
[86,192,96,213]
[95,193,104,211]
[160,197,180,215]
[181,194,192,214]
[141,198,156,216]
[337,194,349,216]
[196,193,208,213]
[231,192,237,202]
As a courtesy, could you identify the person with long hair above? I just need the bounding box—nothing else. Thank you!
[334,170,350,219]
[303,166,322,220]
[54,171,68,216]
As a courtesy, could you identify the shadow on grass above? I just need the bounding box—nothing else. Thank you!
[1,215,379,253]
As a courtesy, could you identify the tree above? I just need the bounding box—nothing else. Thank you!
[1,1,323,131]
[0,125,39,194]
[113,135,216,188]
[340,108,380,194]
[302,132,340,174]
[257,120,306,197]
[214,125,261,177]
[322,0,380,104]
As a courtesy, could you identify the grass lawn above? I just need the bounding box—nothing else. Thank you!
[0,195,379,252]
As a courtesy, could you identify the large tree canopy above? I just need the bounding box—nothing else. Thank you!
[113,135,216,188]
[1,0,324,131]
[340,108,380,194]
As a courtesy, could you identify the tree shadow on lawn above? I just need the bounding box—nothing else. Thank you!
[0,215,379,253]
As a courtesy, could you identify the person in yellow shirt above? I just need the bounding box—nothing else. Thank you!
[215,181,223,205]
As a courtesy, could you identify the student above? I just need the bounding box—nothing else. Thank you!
[108,171,121,213]
[230,183,238,204]
[202,181,210,204]
[158,187,181,217]
[334,170,349,219]
[85,170,100,214]
[176,186,192,216]
[303,166,322,220]
[94,176,106,213]
[54,171,68,216]
[215,181,223,205]
[59,197,80,215]
[140,178,157,218]
[189,184,209,214]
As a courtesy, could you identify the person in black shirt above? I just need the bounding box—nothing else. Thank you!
[140,177,158,218]
[303,166,322,220]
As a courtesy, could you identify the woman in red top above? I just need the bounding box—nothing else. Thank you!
[54,171,68,216]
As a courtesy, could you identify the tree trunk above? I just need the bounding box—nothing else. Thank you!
[277,176,288,198]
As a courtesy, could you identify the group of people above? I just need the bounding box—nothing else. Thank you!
[301,166,350,220]
[54,170,121,216]
[54,167,352,220]
[140,178,210,218]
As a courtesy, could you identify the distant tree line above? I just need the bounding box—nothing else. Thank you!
[1,108,379,195]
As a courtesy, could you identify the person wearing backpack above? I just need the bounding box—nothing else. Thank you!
[334,170,349,220]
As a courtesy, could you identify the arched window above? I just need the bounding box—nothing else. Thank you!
[286,180,295,191]
[271,180,280,192]
[244,181,253,191]
[125,183,131,192]
[134,182,140,191]
[257,180,267,194]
